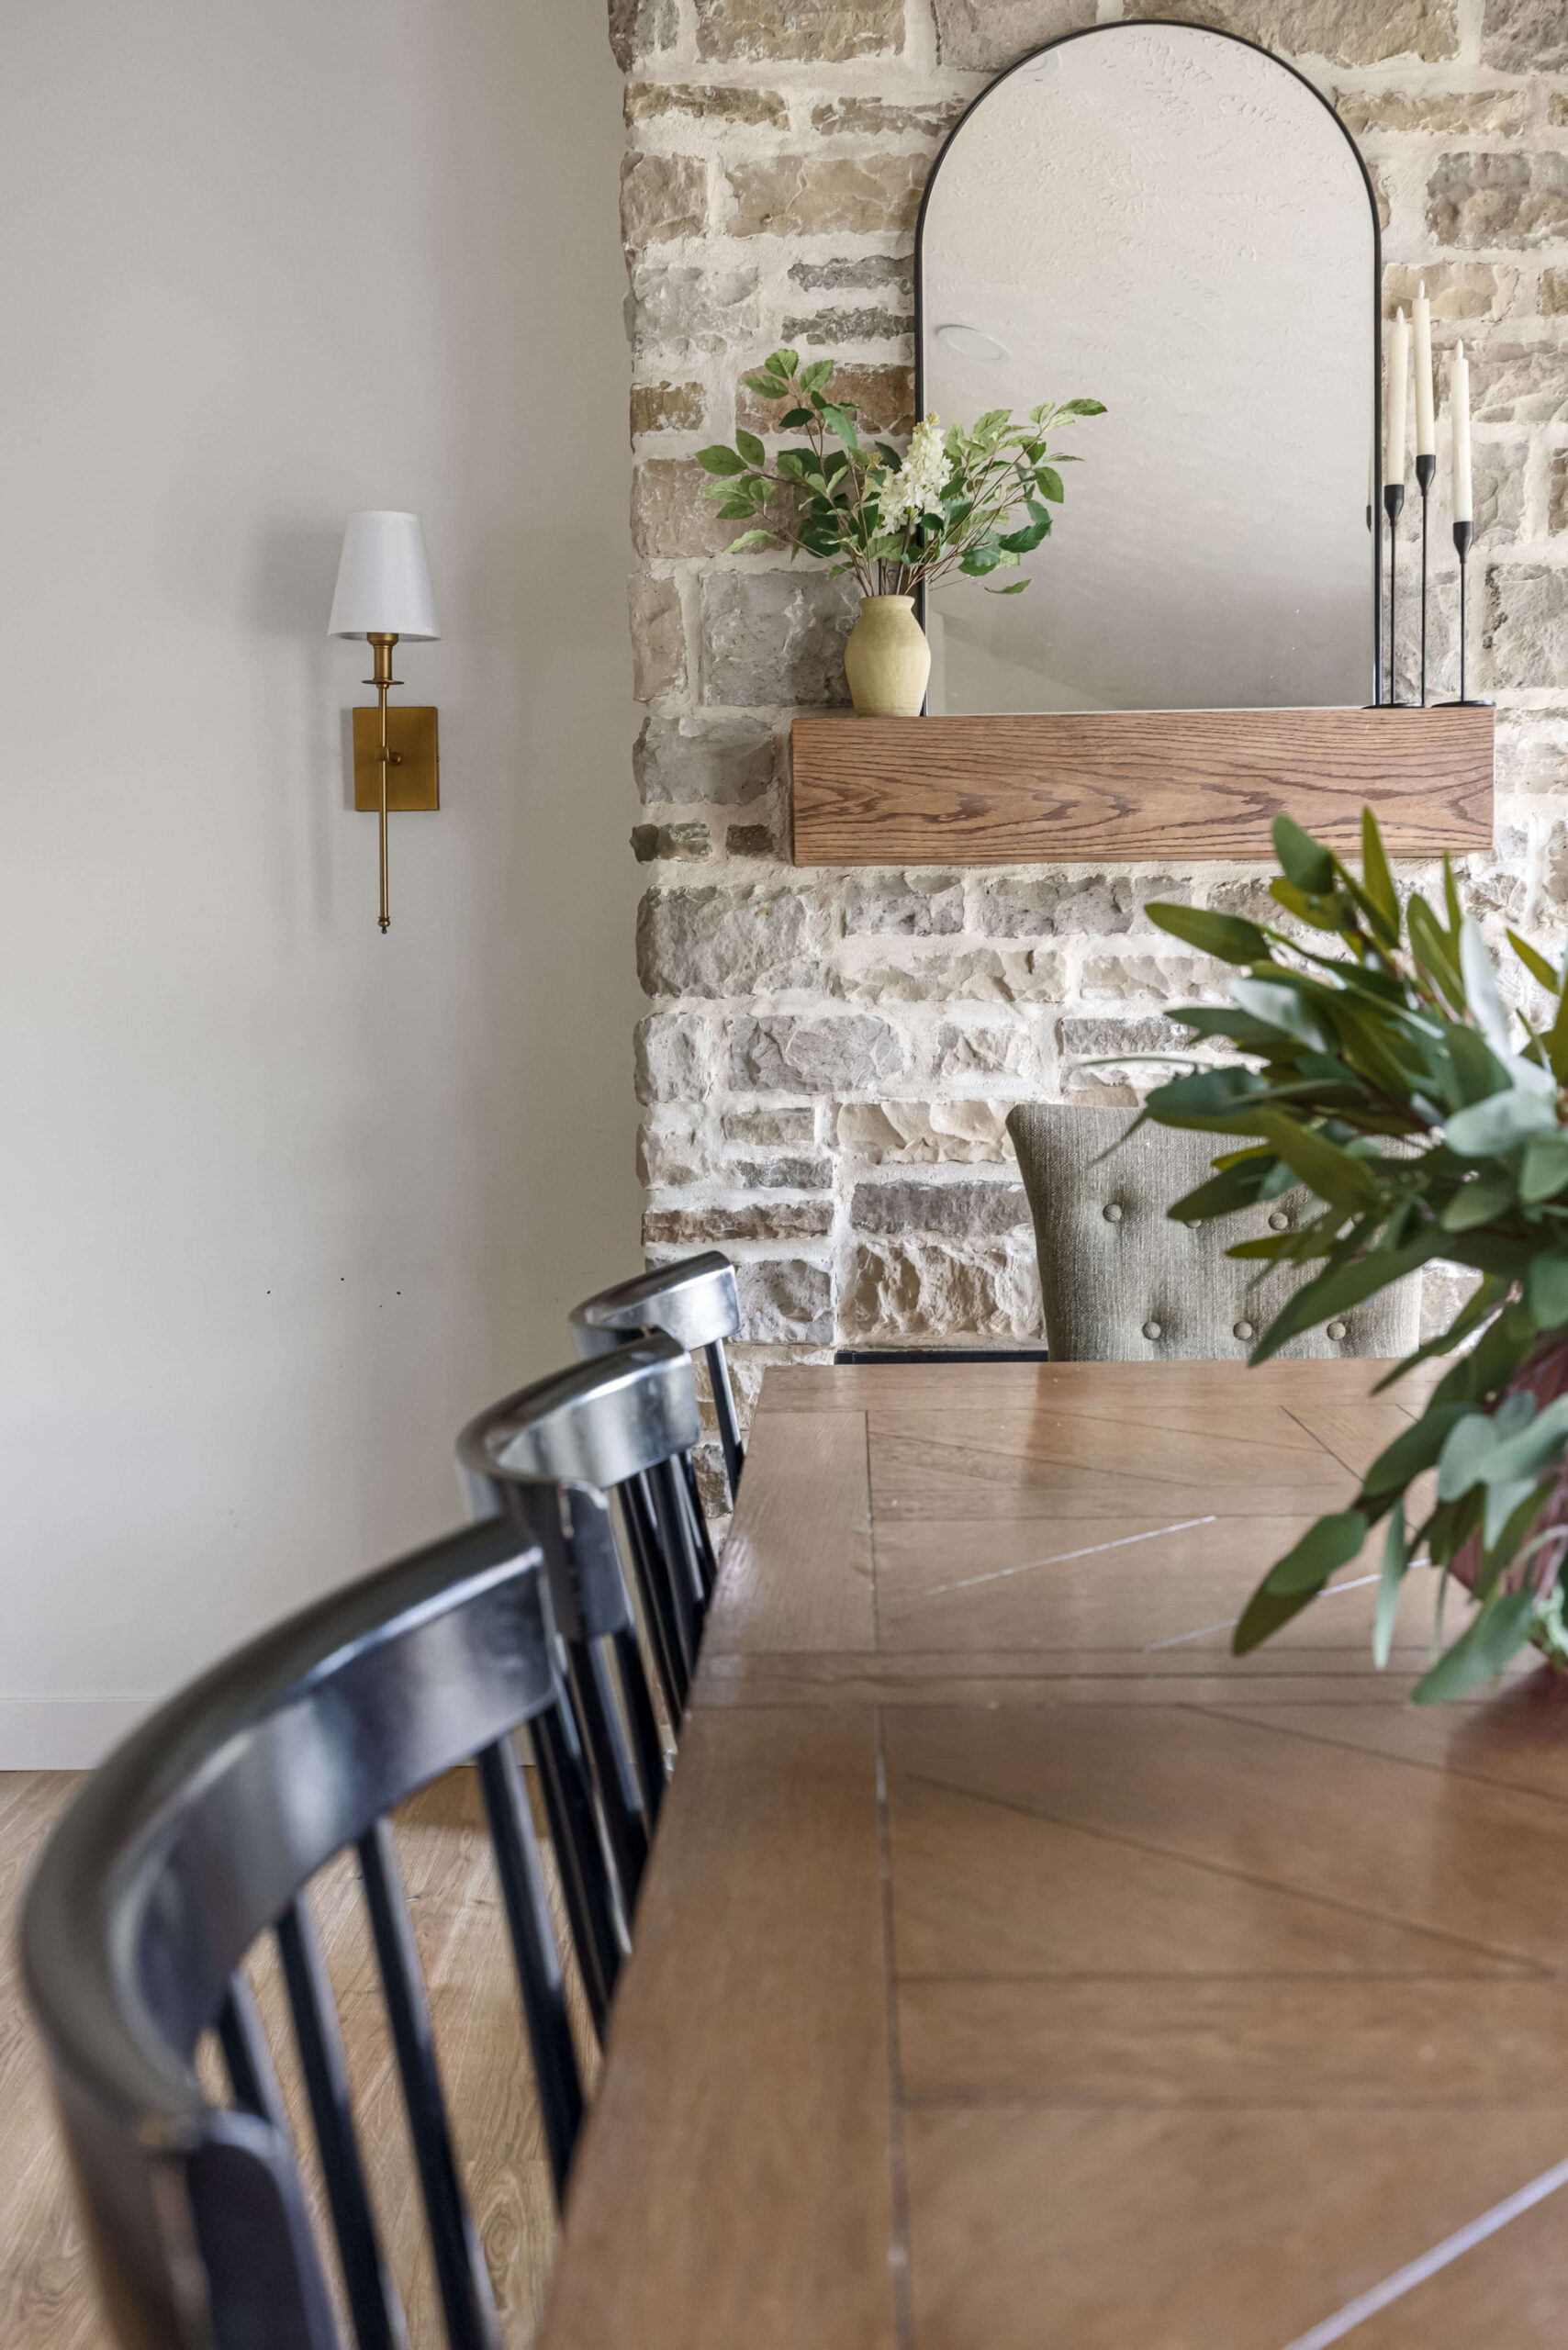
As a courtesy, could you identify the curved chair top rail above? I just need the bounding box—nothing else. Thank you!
[457,1331,700,1495]
[569,1250,740,1359]
[22,1513,551,2135]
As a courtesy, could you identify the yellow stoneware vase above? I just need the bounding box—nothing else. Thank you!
[844,594,930,717]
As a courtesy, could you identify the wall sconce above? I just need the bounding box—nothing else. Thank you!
[328,510,441,932]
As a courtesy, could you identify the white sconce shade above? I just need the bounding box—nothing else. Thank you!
[328,510,441,639]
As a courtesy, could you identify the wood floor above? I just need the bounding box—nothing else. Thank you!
[0,1764,583,2348]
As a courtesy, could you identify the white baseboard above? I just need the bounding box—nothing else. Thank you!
[0,1697,151,1770]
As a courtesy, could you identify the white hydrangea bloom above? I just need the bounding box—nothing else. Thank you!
[879,413,948,533]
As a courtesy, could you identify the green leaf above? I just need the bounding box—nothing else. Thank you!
[768,348,800,379]
[695,442,748,476]
[1273,815,1335,896]
[985,577,1031,595]
[1167,1157,1275,1224]
[1249,1229,1448,1365]
[1230,977,1331,1052]
[1145,903,1272,964]
[1407,896,1466,1007]
[959,543,1004,575]
[1460,919,1513,1058]
[1522,1137,1568,1203]
[1548,971,1568,1085]
[1036,464,1065,502]
[1263,1510,1370,1595]
[1360,1403,1471,1505]
[724,529,777,551]
[1144,1066,1271,1132]
[1528,1248,1568,1327]
[1059,397,1107,415]
[1372,1501,1407,1669]
[1444,1090,1561,1157]
[1439,1169,1518,1230]
[1257,1113,1380,1211]
[1412,1586,1539,1704]
[1509,928,1560,991]
[1231,1577,1327,1654]
[742,370,789,399]
[816,401,860,446]
[734,428,766,467]
[1361,807,1400,942]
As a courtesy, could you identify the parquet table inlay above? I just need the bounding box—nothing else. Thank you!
[538,1360,1568,2350]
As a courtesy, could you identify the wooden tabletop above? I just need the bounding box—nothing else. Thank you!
[538,1360,1568,2350]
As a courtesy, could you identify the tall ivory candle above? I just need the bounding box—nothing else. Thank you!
[1386,308,1409,487]
[1451,340,1473,524]
[1413,281,1435,456]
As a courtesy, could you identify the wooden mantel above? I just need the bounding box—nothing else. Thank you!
[789,705,1495,867]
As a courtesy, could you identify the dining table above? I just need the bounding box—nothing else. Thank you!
[536,1356,1568,2350]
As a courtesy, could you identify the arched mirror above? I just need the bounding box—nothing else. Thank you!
[918,20,1380,717]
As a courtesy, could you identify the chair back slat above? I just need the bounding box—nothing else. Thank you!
[276,1897,409,2350]
[611,1625,666,1830]
[474,1738,584,2197]
[566,1640,650,1908]
[678,1449,721,1601]
[616,1476,688,1718]
[217,1972,289,2133]
[529,1702,624,2036]
[646,1459,706,1655]
[702,1337,745,1502]
[357,1818,501,2350]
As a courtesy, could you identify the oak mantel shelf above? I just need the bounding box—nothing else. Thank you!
[789,705,1495,867]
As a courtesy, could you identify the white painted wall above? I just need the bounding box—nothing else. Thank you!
[0,0,640,1762]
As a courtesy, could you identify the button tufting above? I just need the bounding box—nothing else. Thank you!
[1103,1203,1123,1222]
[1142,1319,1162,1340]
[1234,1319,1254,1341]
[1326,1319,1348,1341]
[1268,1211,1290,1232]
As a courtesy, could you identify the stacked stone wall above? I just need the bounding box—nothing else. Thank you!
[614,0,1568,1468]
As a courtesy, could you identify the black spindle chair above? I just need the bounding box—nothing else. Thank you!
[569,1252,745,1550]
[22,1516,611,2350]
[459,1334,708,1785]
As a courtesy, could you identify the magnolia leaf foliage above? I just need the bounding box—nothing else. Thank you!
[1136,807,1568,1702]
[694,347,1104,602]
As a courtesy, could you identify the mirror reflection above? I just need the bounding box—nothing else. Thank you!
[919,22,1378,716]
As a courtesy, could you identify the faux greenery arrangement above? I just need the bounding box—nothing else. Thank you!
[695,347,1104,598]
[1137,808,1568,1703]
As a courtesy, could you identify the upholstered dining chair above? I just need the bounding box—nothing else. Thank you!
[458,1334,707,1927]
[1007,1102,1422,1362]
[570,1250,745,1508]
[22,1515,610,2350]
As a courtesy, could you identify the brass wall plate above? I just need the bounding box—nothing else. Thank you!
[353,706,440,811]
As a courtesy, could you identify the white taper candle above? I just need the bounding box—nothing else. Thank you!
[1413,281,1435,456]
[1451,340,1473,525]
[1386,308,1409,487]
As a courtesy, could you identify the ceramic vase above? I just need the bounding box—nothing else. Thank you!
[844,594,930,718]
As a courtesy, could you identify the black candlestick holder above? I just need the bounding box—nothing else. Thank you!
[1415,452,1436,706]
[1436,519,1487,709]
[1383,481,1407,705]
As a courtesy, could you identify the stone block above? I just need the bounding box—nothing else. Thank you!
[629,574,686,701]
[1473,442,1527,543]
[724,154,926,239]
[1544,270,1568,313]
[630,260,761,358]
[633,458,752,559]
[1338,88,1529,138]
[931,1021,1037,1080]
[932,0,1093,70]
[1484,565,1568,691]
[727,1153,834,1188]
[1059,1014,1193,1058]
[728,1012,904,1091]
[630,379,707,436]
[811,96,967,139]
[632,822,711,862]
[1495,713,1568,794]
[833,947,1067,1005]
[844,1237,1041,1340]
[727,822,777,857]
[844,870,964,934]
[790,254,913,295]
[836,1100,1010,1164]
[1381,262,1518,323]
[723,1104,816,1146]
[637,885,819,997]
[779,305,915,348]
[635,714,776,806]
[625,81,789,127]
[1139,0,1457,64]
[1481,0,1568,71]
[972,873,1142,937]
[1551,451,1568,534]
[1063,1071,1142,1110]
[694,0,903,62]
[1080,955,1213,1004]
[621,152,707,252]
[634,1012,713,1103]
[850,1180,1029,1237]
[735,1258,834,1342]
[700,570,857,707]
[1462,344,1568,426]
[1419,1261,1485,1344]
[644,1200,834,1244]
[737,361,913,435]
[609,0,677,71]
[1428,154,1568,250]
[638,1110,712,1186]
